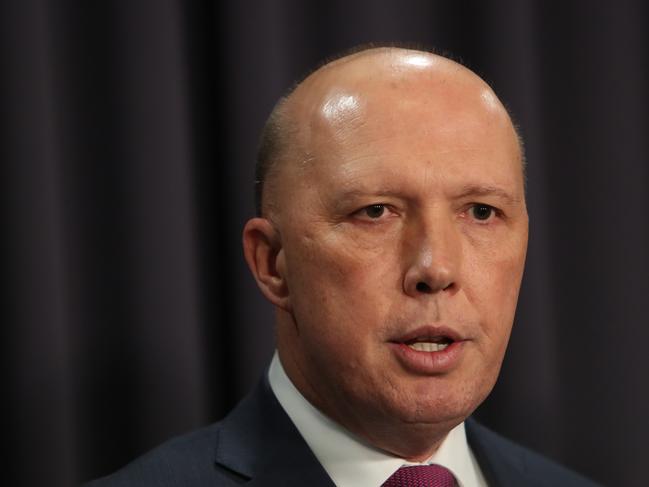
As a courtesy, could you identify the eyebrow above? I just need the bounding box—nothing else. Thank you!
[331,184,523,210]
[454,184,522,205]
[335,187,402,199]
[329,187,402,212]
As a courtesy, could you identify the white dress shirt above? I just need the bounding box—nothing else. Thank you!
[268,352,488,487]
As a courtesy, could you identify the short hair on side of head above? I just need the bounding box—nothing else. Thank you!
[255,95,290,217]
[253,42,526,216]
[499,102,528,193]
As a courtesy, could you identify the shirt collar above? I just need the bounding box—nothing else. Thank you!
[268,352,487,487]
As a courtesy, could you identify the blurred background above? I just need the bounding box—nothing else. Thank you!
[3,0,648,485]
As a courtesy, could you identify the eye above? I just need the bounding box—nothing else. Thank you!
[470,204,495,221]
[352,203,392,222]
[364,204,386,219]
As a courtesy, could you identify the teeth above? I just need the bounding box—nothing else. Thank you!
[408,342,449,352]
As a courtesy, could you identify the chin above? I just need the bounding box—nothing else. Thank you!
[396,401,471,427]
[386,380,490,427]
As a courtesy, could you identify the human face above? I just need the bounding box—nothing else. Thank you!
[274,61,528,452]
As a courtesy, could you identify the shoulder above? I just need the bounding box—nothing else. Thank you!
[81,376,307,487]
[466,419,602,487]
[81,421,240,487]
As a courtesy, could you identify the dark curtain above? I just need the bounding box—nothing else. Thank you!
[3,1,647,486]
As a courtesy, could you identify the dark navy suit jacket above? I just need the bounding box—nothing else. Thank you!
[84,375,601,486]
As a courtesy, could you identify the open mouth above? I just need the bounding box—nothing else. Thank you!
[403,336,454,352]
[389,327,464,372]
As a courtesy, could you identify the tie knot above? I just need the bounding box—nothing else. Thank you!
[382,464,457,487]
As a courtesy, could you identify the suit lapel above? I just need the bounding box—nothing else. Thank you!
[465,418,536,487]
[214,374,335,486]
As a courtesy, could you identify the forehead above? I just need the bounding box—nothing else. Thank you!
[311,82,516,177]
[272,52,524,214]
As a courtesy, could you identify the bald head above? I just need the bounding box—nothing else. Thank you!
[255,47,523,217]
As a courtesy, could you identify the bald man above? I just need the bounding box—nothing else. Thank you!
[85,47,600,487]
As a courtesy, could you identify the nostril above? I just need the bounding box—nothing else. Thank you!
[416,282,432,293]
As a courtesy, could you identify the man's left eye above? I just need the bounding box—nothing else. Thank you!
[470,204,495,221]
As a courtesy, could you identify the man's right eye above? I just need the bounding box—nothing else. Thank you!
[364,204,386,219]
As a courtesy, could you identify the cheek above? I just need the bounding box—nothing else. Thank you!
[285,229,400,340]
[293,227,399,294]
[463,236,526,341]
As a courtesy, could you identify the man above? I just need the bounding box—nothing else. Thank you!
[86,47,599,486]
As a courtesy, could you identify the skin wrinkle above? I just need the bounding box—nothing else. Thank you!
[243,47,528,462]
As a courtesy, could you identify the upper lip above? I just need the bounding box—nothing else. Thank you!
[390,325,465,344]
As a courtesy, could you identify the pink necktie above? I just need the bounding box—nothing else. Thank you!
[381,465,457,487]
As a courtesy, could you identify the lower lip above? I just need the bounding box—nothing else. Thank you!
[389,341,466,375]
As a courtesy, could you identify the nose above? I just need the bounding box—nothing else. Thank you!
[403,216,459,297]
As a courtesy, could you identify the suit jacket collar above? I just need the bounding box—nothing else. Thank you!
[214,374,335,486]
[466,417,534,487]
[215,374,532,487]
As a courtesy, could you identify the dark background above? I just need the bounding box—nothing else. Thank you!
[3,1,648,486]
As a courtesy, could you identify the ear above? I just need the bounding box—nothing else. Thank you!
[242,218,291,311]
